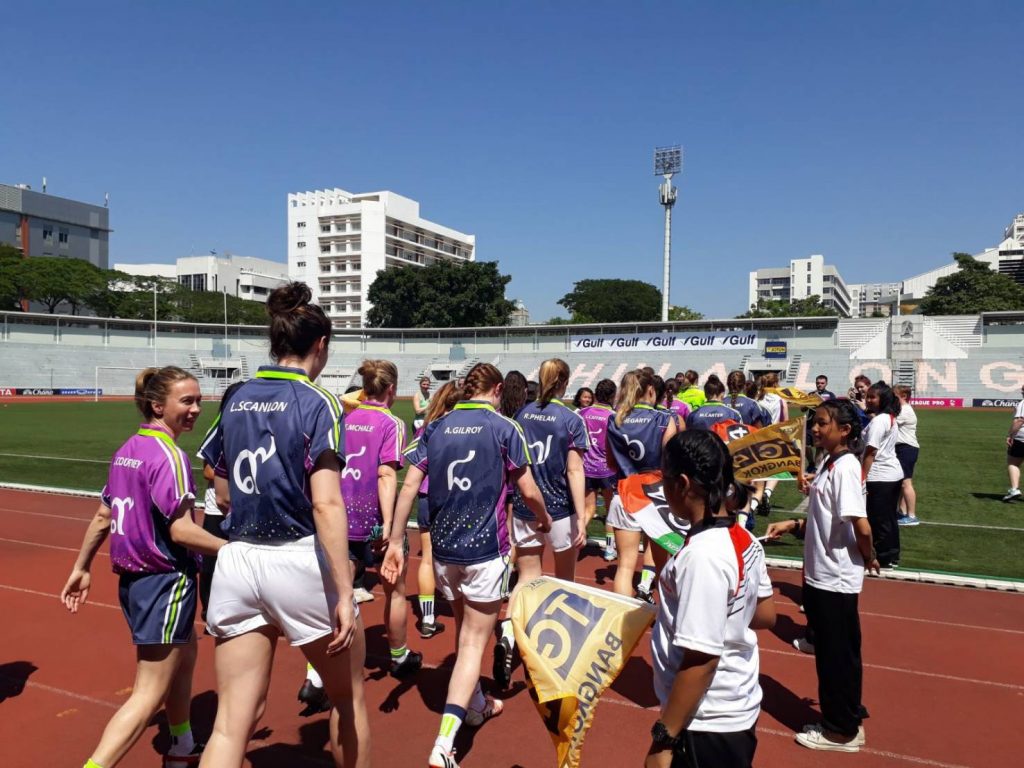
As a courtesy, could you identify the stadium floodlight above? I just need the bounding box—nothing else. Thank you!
[654,145,682,322]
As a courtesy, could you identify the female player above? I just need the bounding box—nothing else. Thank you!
[724,370,764,427]
[342,359,421,677]
[573,386,595,410]
[382,363,551,768]
[892,385,920,526]
[663,378,691,425]
[580,378,618,560]
[677,370,706,411]
[61,366,226,768]
[647,430,775,768]
[198,282,368,768]
[606,368,678,599]
[685,375,742,431]
[413,376,431,430]
[862,382,903,568]
[413,381,461,638]
[766,399,879,752]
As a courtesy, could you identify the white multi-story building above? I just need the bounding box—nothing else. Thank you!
[848,282,902,317]
[115,252,288,301]
[747,254,852,316]
[287,188,476,328]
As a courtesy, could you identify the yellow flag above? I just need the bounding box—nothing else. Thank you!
[340,388,364,414]
[765,386,823,408]
[726,417,805,482]
[511,577,656,768]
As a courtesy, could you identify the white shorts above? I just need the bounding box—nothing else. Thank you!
[605,494,641,532]
[511,515,578,552]
[206,536,358,646]
[435,557,511,604]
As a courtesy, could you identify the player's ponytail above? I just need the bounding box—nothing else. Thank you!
[615,368,654,426]
[266,281,331,361]
[357,359,398,400]
[537,358,570,408]
[134,366,195,419]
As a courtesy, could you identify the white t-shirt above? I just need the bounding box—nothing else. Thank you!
[805,453,867,594]
[896,403,919,448]
[651,524,773,732]
[760,393,782,424]
[864,414,903,482]
[1014,401,1024,442]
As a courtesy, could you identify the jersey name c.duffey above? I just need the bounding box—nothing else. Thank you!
[606,404,672,476]
[512,399,589,521]
[341,400,406,541]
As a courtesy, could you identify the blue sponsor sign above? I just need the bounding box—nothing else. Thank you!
[764,341,788,359]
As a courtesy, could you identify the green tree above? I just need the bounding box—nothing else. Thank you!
[543,316,575,325]
[557,279,661,323]
[0,244,22,310]
[366,261,515,328]
[668,305,704,321]
[738,295,839,318]
[919,253,1024,315]
[15,257,78,313]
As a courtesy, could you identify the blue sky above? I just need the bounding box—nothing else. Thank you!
[3,1,1021,320]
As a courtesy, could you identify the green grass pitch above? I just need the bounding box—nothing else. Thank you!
[1,399,1021,580]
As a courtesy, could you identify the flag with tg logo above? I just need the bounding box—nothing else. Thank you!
[511,578,656,768]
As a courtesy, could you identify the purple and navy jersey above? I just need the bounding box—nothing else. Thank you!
[341,401,406,541]
[579,404,616,479]
[198,365,343,544]
[723,394,764,426]
[686,401,743,432]
[666,399,691,422]
[405,400,530,565]
[102,424,198,575]
[607,404,672,476]
[512,399,590,521]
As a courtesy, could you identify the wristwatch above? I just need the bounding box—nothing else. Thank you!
[650,720,681,748]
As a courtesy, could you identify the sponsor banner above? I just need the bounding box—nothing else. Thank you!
[726,417,805,483]
[909,397,962,408]
[512,577,656,768]
[763,340,788,359]
[765,387,824,408]
[0,388,103,397]
[972,398,1019,409]
[569,331,758,353]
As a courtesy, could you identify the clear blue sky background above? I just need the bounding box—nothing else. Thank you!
[3,1,1021,320]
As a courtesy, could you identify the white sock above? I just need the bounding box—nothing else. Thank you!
[435,705,466,753]
[500,618,516,649]
[639,566,655,592]
[306,662,323,688]
[419,594,435,624]
[750,498,760,514]
[765,487,774,500]
[168,722,194,756]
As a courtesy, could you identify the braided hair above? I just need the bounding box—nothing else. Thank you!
[662,430,747,529]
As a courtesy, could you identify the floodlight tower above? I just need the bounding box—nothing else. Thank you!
[654,145,682,322]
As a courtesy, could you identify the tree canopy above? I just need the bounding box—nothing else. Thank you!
[668,305,704,321]
[738,295,839,318]
[365,260,515,328]
[557,279,662,323]
[918,253,1024,315]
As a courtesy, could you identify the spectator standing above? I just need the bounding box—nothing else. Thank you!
[862,382,903,568]
[1003,383,1024,502]
[892,386,920,526]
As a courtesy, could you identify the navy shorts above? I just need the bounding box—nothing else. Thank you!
[586,476,616,493]
[1009,441,1024,459]
[416,493,431,532]
[895,444,919,478]
[118,570,196,645]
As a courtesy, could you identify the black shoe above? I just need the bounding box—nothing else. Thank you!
[390,650,423,679]
[760,496,772,516]
[493,635,513,689]
[635,588,656,606]
[297,679,331,713]
[419,620,440,638]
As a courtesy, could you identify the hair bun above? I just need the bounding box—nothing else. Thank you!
[267,282,313,318]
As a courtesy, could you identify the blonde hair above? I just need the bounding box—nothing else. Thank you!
[134,366,196,419]
[462,363,504,400]
[425,381,461,425]
[615,368,654,426]
[537,358,570,407]
[357,359,398,399]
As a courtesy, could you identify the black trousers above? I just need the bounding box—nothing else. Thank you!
[198,512,229,622]
[803,583,863,737]
[669,726,757,768]
[866,480,901,566]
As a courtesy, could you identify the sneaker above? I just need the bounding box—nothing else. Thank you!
[602,545,617,562]
[898,515,920,527]
[419,620,440,639]
[760,496,772,516]
[493,635,513,689]
[353,587,375,604]
[635,588,656,606]
[1003,488,1022,502]
[792,637,814,654]
[465,695,504,727]
[390,650,423,679]
[802,723,865,747]
[428,745,460,768]
[297,679,331,713]
[164,744,205,767]
[795,725,860,752]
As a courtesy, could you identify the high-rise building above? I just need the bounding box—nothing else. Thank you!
[848,282,902,317]
[0,182,111,268]
[287,188,475,327]
[747,254,852,316]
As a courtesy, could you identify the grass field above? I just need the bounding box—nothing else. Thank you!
[2,399,1022,580]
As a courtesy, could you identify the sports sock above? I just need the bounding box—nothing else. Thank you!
[435,704,467,752]
[419,594,435,624]
[469,681,486,712]
[168,720,194,756]
[306,662,323,688]
[737,511,750,530]
[390,645,410,666]
[764,487,774,501]
[639,566,655,593]
[605,531,614,548]
[499,618,516,650]
[84,760,104,768]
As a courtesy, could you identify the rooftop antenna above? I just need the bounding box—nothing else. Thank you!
[104,192,109,208]
[654,145,682,322]
[42,176,47,193]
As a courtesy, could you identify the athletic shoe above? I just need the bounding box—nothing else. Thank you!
[897,515,920,527]
[390,650,423,679]
[493,635,513,689]
[795,726,860,752]
[760,496,772,516]
[164,743,205,767]
[635,588,656,606]
[418,620,440,639]
[297,679,331,713]
[802,723,865,747]
[602,545,617,562]
[465,695,504,727]
[1003,488,1022,502]
[792,637,814,654]
[353,587,375,603]
[428,745,460,768]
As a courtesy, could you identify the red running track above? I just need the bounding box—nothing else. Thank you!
[1,488,1021,767]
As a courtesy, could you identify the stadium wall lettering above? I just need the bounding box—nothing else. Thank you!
[0,388,103,397]
[569,331,758,353]
[909,397,963,408]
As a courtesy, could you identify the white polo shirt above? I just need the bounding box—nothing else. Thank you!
[865,414,903,482]
[651,523,773,732]
[805,452,867,594]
